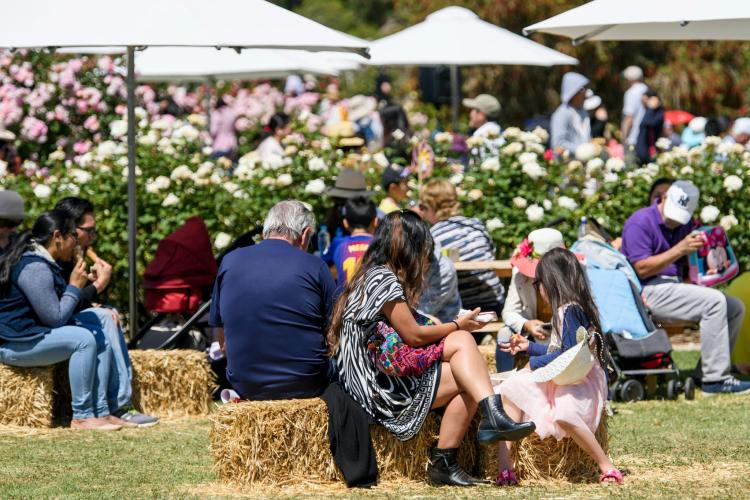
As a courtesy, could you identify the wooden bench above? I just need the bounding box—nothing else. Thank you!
[453,259,512,279]
[0,349,217,427]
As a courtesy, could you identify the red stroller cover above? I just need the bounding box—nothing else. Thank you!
[143,216,218,313]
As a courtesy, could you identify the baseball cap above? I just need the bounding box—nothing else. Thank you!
[622,65,643,81]
[0,190,25,222]
[732,117,750,136]
[462,94,501,117]
[381,164,409,190]
[663,180,699,225]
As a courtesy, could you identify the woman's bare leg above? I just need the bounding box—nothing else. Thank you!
[431,362,477,448]
[557,421,614,473]
[441,330,494,402]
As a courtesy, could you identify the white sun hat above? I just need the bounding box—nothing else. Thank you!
[530,326,596,385]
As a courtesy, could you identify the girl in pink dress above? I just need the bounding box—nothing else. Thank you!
[496,248,623,486]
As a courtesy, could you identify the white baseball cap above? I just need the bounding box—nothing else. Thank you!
[663,180,699,225]
[622,65,643,81]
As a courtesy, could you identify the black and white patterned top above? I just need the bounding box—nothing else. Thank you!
[335,265,441,441]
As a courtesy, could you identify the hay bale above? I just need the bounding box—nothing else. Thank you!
[481,413,609,482]
[478,344,496,373]
[129,350,217,417]
[210,399,479,487]
[0,365,55,427]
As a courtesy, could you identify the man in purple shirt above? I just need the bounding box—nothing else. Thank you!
[621,180,748,396]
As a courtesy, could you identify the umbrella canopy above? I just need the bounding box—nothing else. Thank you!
[135,48,343,82]
[368,6,577,66]
[524,0,750,44]
[664,110,695,126]
[0,0,368,55]
[0,0,368,331]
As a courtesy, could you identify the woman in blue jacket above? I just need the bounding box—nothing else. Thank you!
[0,210,121,430]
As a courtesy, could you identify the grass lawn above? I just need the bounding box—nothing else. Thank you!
[1,350,748,499]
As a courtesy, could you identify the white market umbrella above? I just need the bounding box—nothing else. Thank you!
[524,0,750,44]
[0,0,368,330]
[367,6,577,128]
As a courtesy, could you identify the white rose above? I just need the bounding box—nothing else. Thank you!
[308,156,327,171]
[604,172,619,184]
[704,136,721,146]
[435,132,453,144]
[480,157,500,172]
[276,173,293,187]
[96,141,118,161]
[720,214,738,231]
[655,137,672,150]
[717,143,732,156]
[304,178,326,195]
[69,168,92,184]
[161,193,180,207]
[522,162,547,180]
[532,126,549,143]
[501,142,523,156]
[262,155,284,170]
[391,129,405,141]
[146,175,171,194]
[214,232,232,250]
[512,196,528,209]
[486,218,505,232]
[233,190,248,199]
[518,152,538,165]
[170,165,193,181]
[586,157,605,175]
[48,149,66,162]
[526,142,545,155]
[260,177,275,187]
[0,160,6,177]
[680,165,695,176]
[543,199,552,210]
[525,204,544,222]
[575,143,599,162]
[502,127,521,140]
[60,183,80,196]
[557,196,578,210]
[449,173,463,185]
[223,182,239,194]
[109,120,128,139]
[372,152,389,168]
[120,166,142,178]
[724,175,743,192]
[700,205,720,224]
[466,136,485,148]
[134,107,147,120]
[605,158,625,173]
[467,189,483,201]
[138,130,158,146]
[151,118,172,131]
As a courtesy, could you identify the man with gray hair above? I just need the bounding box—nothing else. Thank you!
[209,200,336,400]
[621,65,648,151]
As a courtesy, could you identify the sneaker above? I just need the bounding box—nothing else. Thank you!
[114,406,160,427]
[103,414,138,428]
[702,377,750,397]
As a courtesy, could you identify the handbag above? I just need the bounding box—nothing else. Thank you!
[688,226,739,287]
[366,311,445,377]
[530,326,600,385]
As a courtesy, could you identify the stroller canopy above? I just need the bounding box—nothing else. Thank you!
[144,216,218,290]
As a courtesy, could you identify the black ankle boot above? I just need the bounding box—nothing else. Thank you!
[478,394,536,444]
[427,447,489,486]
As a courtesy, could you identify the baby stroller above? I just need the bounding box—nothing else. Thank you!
[129,217,262,350]
[129,216,218,350]
[571,235,696,402]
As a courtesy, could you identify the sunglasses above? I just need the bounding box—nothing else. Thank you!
[77,226,97,237]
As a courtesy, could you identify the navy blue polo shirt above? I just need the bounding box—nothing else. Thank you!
[209,239,336,400]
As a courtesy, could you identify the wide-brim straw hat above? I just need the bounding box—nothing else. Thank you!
[530,326,595,385]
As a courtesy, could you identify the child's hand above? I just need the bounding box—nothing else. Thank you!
[509,334,529,355]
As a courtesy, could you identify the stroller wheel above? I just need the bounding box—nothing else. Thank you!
[684,377,696,400]
[666,379,679,400]
[619,379,644,402]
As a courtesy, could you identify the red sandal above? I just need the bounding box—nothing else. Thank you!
[599,469,623,485]
[496,469,519,486]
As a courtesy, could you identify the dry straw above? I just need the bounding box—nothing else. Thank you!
[0,365,55,427]
[210,399,478,487]
[128,350,217,417]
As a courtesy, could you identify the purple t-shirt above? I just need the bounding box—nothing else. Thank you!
[621,203,694,284]
[333,234,374,289]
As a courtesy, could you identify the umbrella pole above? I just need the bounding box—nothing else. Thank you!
[204,81,212,131]
[126,46,138,335]
[450,65,459,132]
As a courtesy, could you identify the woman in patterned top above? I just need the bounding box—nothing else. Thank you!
[327,211,535,487]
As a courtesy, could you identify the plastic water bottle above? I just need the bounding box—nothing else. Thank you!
[577,216,587,239]
[317,224,331,257]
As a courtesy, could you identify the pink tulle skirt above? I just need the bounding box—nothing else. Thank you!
[495,363,607,440]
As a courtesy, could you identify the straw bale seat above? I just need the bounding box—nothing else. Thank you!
[210,398,479,487]
[0,349,216,427]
